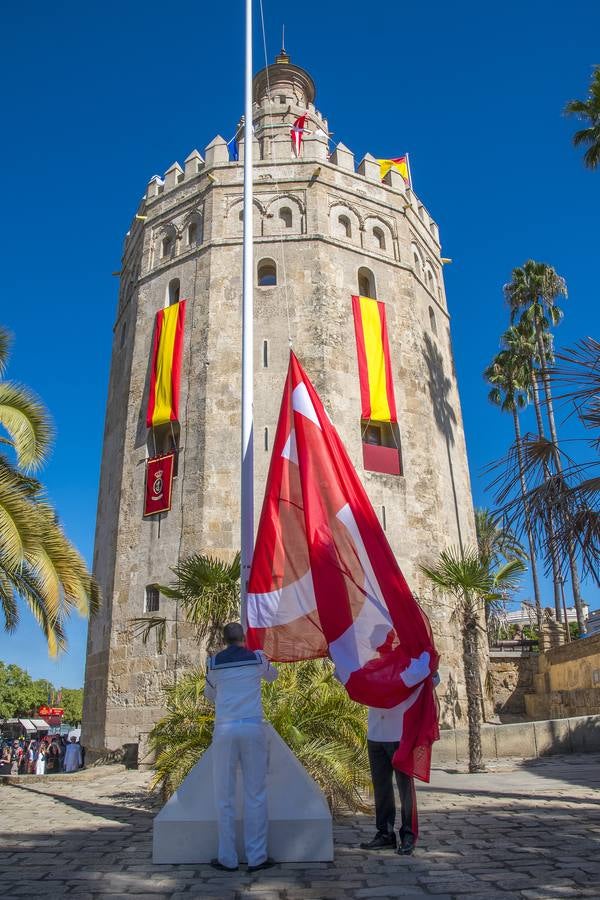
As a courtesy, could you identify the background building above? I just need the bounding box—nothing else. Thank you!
[82,52,477,759]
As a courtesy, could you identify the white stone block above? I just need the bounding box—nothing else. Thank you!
[382,168,407,192]
[153,724,333,864]
[204,135,229,166]
[330,142,354,171]
[184,150,203,178]
[357,153,380,182]
[164,162,183,190]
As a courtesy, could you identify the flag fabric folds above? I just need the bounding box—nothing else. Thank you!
[352,295,398,424]
[246,352,439,781]
[146,300,186,428]
[378,156,410,185]
[291,113,309,156]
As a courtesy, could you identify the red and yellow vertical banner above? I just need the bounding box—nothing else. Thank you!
[351,295,397,423]
[146,300,186,428]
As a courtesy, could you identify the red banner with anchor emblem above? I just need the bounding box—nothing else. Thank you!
[144,453,175,516]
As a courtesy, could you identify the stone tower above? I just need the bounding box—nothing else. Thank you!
[82,52,477,759]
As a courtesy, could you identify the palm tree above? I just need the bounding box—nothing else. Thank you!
[474,506,531,636]
[503,322,569,620]
[474,508,526,571]
[150,660,370,812]
[421,548,525,773]
[504,262,586,632]
[565,66,600,169]
[141,552,370,811]
[486,327,560,620]
[505,262,565,448]
[0,327,99,654]
[131,553,241,659]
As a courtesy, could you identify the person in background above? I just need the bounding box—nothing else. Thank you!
[27,740,37,775]
[35,743,47,775]
[47,740,60,774]
[204,621,278,873]
[63,737,82,773]
[10,741,20,776]
[19,740,29,774]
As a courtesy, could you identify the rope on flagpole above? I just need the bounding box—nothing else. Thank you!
[258,0,293,348]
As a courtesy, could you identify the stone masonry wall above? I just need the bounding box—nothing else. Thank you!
[489,655,538,717]
[525,633,600,721]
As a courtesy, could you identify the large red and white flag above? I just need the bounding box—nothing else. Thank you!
[290,113,309,156]
[246,352,439,781]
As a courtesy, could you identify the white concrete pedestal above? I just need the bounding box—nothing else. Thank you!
[153,724,334,863]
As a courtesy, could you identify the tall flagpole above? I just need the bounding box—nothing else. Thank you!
[241,0,254,626]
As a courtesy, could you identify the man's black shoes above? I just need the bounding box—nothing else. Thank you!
[248,857,277,872]
[397,839,415,856]
[360,830,397,850]
[209,859,238,871]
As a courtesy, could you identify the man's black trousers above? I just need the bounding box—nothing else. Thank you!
[367,740,418,842]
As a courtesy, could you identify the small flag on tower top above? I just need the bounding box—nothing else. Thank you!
[291,113,309,157]
[378,156,411,186]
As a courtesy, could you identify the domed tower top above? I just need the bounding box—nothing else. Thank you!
[253,50,316,108]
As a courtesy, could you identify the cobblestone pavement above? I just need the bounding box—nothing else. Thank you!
[1,754,599,899]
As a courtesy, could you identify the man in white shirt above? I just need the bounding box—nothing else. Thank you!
[360,673,440,856]
[204,621,278,873]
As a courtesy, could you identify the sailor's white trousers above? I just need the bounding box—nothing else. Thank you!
[212,719,268,869]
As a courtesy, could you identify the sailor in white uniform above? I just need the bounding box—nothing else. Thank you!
[204,621,278,872]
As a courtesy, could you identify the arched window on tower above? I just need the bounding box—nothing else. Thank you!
[373,226,386,251]
[257,258,277,287]
[238,209,244,223]
[264,427,269,451]
[338,215,352,239]
[262,340,269,368]
[161,235,174,259]
[279,207,293,229]
[167,278,180,306]
[413,251,422,278]
[426,268,435,294]
[358,267,376,299]
[187,221,199,247]
[429,306,438,335]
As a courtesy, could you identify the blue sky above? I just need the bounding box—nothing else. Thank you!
[0,1,598,686]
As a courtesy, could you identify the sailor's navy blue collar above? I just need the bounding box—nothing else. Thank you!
[208,645,261,670]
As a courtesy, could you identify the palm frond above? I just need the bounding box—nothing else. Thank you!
[131,616,167,653]
[159,552,241,646]
[552,338,600,435]
[0,463,40,568]
[0,328,11,378]
[0,381,53,470]
[564,67,600,168]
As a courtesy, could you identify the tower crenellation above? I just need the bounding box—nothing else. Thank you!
[84,51,477,762]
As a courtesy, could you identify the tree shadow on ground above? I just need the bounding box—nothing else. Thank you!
[519,747,600,792]
[418,779,599,807]
[6,780,159,826]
